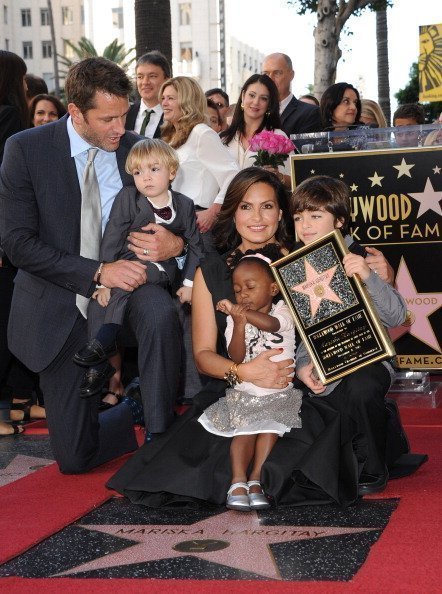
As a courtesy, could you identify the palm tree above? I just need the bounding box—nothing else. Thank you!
[376,8,391,125]
[58,37,135,75]
[134,0,172,64]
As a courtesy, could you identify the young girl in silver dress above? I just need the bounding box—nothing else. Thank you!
[198,251,302,511]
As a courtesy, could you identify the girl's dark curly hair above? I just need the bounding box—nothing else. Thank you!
[227,243,283,271]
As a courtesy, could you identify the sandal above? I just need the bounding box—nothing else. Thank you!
[10,400,45,425]
[99,391,123,412]
[226,482,250,511]
[247,480,270,510]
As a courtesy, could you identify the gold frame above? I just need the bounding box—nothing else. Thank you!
[271,230,395,384]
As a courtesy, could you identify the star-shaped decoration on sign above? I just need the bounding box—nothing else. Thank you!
[388,257,441,352]
[433,165,441,174]
[310,169,316,174]
[393,158,415,178]
[339,173,344,178]
[53,511,375,580]
[408,177,442,218]
[291,260,342,319]
[350,183,358,192]
[368,172,384,187]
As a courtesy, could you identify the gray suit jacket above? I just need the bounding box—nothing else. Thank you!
[0,115,139,371]
[100,187,203,288]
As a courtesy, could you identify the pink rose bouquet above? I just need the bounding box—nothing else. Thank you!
[249,130,295,168]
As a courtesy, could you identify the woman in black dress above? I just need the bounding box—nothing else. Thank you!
[108,168,360,508]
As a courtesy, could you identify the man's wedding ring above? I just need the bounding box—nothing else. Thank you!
[143,248,149,256]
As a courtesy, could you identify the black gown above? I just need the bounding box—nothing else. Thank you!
[108,252,365,508]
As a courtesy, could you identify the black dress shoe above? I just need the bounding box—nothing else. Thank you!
[74,339,117,367]
[358,469,389,496]
[80,363,116,398]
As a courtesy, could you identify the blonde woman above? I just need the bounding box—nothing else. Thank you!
[160,76,239,240]
[360,99,388,128]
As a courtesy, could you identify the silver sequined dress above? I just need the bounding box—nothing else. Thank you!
[198,300,302,437]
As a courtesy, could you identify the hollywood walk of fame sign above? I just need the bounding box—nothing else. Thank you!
[290,145,442,370]
[271,230,395,384]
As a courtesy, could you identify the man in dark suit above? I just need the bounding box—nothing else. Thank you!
[262,53,323,137]
[125,51,171,139]
[0,58,183,473]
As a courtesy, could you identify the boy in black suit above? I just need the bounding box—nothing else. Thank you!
[74,139,204,397]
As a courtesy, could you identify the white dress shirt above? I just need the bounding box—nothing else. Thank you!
[67,116,122,235]
[134,102,163,138]
[172,123,239,208]
[279,93,294,115]
[225,129,293,176]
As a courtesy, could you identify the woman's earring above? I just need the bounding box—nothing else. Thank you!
[241,103,244,110]
[265,111,271,117]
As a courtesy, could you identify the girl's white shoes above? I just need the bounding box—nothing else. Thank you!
[247,480,271,510]
[226,482,250,511]
[226,480,270,511]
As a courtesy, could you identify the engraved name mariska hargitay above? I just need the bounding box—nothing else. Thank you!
[279,243,357,328]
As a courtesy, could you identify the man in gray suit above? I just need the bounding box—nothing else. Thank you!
[262,53,323,137]
[0,58,184,473]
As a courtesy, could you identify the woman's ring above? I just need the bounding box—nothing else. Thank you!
[143,248,149,256]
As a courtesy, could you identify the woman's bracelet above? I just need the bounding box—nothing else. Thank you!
[223,363,242,388]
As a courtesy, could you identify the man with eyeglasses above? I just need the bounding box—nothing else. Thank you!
[205,88,230,131]
[125,51,171,138]
[262,53,322,137]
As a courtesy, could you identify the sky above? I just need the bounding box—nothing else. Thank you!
[227,0,441,109]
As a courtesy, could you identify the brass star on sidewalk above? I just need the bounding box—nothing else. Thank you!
[53,511,375,580]
[291,260,342,319]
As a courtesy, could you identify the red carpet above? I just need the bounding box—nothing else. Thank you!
[0,410,440,593]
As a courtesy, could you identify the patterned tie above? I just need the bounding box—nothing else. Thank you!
[150,203,172,221]
[139,109,155,136]
[76,148,102,318]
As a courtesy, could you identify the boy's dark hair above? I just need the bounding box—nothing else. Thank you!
[393,103,425,125]
[290,175,351,234]
[65,57,132,113]
[205,87,229,106]
[136,50,171,79]
[25,74,48,100]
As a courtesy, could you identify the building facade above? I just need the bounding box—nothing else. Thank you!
[0,0,263,101]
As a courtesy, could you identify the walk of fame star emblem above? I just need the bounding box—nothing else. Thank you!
[0,498,400,581]
[290,259,342,320]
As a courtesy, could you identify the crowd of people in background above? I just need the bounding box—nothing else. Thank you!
[0,47,433,508]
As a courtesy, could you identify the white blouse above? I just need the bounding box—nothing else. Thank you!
[172,123,239,209]
[225,128,293,176]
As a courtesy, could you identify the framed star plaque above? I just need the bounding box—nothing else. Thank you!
[271,230,395,384]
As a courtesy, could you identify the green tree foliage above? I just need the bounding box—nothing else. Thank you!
[395,63,442,122]
[58,37,135,74]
